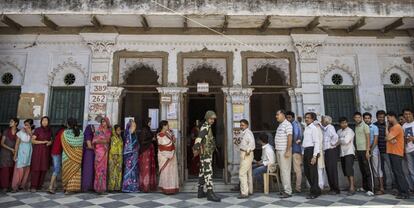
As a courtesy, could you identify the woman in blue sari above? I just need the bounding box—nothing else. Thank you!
[122,120,140,192]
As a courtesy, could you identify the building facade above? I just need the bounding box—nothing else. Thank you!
[0,0,414,185]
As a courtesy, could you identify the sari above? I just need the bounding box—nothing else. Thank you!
[139,126,157,192]
[122,123,139,192]
[93,119,111,193]
[62,129,84,192]
[157,130,179,194]
[81,125,95,192]
[108,128,123,191]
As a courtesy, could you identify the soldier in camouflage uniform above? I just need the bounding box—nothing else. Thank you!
[193,111,221,202]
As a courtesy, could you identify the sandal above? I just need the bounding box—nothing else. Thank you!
[47,188,55,194]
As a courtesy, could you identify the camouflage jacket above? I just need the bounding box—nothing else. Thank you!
[193,122,216,157]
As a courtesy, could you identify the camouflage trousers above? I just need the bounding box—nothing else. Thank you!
[199,154,214,190]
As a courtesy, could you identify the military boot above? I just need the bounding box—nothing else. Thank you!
[207,189,221,202]
[197,186,206,198]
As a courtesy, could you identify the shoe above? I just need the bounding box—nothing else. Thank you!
[230,185,240,192]
[279,192,292,198]
[294,189,302,193]
[237,194,249,199]
[375,190,384,195]
[357,188,365,192]
[197,186,206,198]
[207,190,221,202]
[396,195,409,199]
[366,191,375,197]
[327,190,338,195]
[306,195,317,199]
[347,190,355,196]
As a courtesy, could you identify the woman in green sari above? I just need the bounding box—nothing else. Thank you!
[108,124,123,191]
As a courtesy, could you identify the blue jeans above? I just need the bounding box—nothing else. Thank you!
[406,151,414,190]
[253,165,268,185]
[52,155,61,176]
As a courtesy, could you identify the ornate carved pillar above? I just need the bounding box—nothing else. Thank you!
[157,86,188,183]
[106,87,124,125]
[222,86,253,183]
[80,33,118,122]
[291,34,327,115]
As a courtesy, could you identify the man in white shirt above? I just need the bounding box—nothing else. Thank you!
[252,134,276,188]
[302,112,321,199]
[337,117,356,195]
[321,115,340,195]
[403,108,414,191]
[235,119,255,199]
[274,110,293,198]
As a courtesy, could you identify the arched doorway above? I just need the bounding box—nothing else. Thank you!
[121,65,160,129]
[250,63,291,137]
[183,65,227,182]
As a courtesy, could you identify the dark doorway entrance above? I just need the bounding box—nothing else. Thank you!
[183,66,227,182]
[121,65,160,128]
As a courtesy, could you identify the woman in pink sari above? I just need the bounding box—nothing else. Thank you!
[157,120,179,194]
[92,117,111,194]
[139,118,157,192]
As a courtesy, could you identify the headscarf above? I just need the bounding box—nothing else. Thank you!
[204,110,217,120]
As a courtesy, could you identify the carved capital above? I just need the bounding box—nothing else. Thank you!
[157,87,188,103]
[293,41,323,61]
[86,40,115,59]
[106,86,124,102]
[222,87,253,104]
[80,33,118,59]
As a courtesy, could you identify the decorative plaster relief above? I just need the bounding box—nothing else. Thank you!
[0,54,26,86]
[119,57,163,85]
[49,57,87,86]
[247,58,290,85]
[183,58,227,85]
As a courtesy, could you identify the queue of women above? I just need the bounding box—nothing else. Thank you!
[0,116,179,195]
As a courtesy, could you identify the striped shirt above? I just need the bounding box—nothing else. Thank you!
[274,119,293,151]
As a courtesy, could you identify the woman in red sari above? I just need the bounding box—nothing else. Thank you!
[139,118,156,192]
[93,117,111,194]
[30,116,52,192]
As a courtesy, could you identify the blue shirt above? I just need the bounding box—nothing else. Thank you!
[291,120,303,153]
[369,123,379,146]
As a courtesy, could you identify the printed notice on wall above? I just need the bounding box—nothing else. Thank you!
[167,103,177,120]
[232,104,244,121]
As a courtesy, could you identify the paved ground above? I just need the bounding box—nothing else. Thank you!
[1,191,414,208]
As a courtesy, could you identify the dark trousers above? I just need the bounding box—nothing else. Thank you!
[304,147,321,196]
[380,153,396,189]
[324,148,340,192]
[389,154,409,196]
[356,150,373,192]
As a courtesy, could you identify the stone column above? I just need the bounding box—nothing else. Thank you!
[222,86,253,183]
[80,33,118,122]
[291,34,327,115]
[295,88,304,117]
[288,88,297,115]
[106,86,124,125]
[157,86,188,183]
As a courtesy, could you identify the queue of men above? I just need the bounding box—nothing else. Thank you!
[234,108,414,200]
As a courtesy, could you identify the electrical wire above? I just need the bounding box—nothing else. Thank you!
[150,0,284,59]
